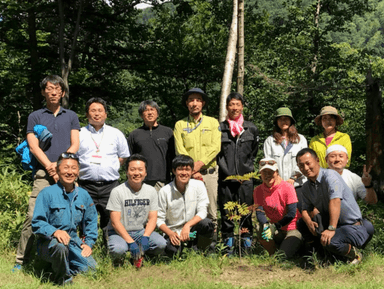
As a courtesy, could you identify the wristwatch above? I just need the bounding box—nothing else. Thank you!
[328,225,336,231]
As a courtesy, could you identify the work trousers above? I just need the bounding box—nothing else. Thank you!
[164,218,214,257]
[16,169,55,265]
[202,167,218,227]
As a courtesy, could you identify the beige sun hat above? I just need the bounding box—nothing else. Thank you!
[314,106,344,126]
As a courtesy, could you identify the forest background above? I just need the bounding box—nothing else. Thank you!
[1,0,384,287]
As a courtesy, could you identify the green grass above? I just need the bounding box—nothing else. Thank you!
[3,246,384,288]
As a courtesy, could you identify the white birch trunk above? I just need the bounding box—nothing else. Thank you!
[237,0,244,95]
[219,0,238,122]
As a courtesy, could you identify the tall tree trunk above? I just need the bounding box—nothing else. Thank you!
[307,0,321,137]
[237,0,244,96]
[58,0,84,108]
[219,0,238,122]
[366,72,384,198]
[27,1,40,110]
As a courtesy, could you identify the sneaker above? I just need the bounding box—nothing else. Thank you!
[63,276,73,286]
[350,252,363,265]
[242,237,252,248]
[347,246,363,265]
[11,264,22,273]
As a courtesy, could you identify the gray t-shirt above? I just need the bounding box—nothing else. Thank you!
[106,182,158,232]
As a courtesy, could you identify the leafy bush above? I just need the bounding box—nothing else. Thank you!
[0,148,31,250]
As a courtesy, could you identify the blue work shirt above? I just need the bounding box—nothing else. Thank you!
[301,168,362,226]
[32,182,98,248]
[27,107,80,169]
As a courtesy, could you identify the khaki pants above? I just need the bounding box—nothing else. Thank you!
[257,225,303,259]
[202,167,218,227]
[16,169,54,265]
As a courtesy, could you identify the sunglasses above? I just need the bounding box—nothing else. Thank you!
[61,152,78,160]
[259,160,276,166]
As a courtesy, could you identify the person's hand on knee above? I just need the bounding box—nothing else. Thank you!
[128,241,141,259]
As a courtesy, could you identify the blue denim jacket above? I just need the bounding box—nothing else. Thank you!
[32,182,98,248]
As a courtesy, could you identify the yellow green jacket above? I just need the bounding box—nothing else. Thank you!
[309,131,352,168]
[174,114,221,169]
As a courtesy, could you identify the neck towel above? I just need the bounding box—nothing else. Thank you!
[227,114,244,137]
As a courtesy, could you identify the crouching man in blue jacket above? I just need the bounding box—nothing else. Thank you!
[32,152,98,285]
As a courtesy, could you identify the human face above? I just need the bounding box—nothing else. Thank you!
[260,169,278,187]
[127,160,147,187]
[277,116,292,132]
[186,93,205,118]
[87,102,107,129]
[173,165,193,188]
[297,153,320,182]
[326,151,348,172]
[321,115,337,134]
[141,105,158,124]
[226,98,243,120]
[57,158,79,187]
[41,81,65,106]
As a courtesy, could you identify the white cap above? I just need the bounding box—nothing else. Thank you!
[259,157,278,172]
[326,144,348,157]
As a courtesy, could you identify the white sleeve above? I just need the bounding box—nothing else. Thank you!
[156,187,167,228]
[106,186,123,212]
[116,129,130,158]
[263,136,274,158]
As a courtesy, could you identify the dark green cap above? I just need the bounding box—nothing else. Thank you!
[275,107,296,124]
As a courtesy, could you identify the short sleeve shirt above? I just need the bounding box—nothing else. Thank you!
[106,182,158,232]
[253,181,300,231]
[78,124,130,181]
[341,169,366,200]
[27,107,80,168]
[301,168,362,225]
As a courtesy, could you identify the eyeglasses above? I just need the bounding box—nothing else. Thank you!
[45,86,63,93]
[61,152,78,159]
[259,160,276,166]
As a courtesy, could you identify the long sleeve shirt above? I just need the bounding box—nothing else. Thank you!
[174,114,221,169]
[32,182,98,248]
[157,179,209,234]
[263,134,307,187]
[309,131,352,168]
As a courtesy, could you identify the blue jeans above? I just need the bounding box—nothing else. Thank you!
[37,238,96,282]
[108,229,166,258]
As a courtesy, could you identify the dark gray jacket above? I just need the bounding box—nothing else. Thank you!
[217,120,259,181]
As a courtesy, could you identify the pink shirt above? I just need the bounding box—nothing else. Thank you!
[253,181,301,231]
[325,136,333,146]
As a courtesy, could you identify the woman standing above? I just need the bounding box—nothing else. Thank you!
[263,107,307,211]
[253,158,302,259]
[309,106,351,168]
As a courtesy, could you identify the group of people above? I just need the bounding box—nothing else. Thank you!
[13,74,377,284]
[254,105,377,263]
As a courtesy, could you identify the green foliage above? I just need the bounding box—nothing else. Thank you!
[224,201,250,223]
[0,150,30,250]
[224,172,260,182]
